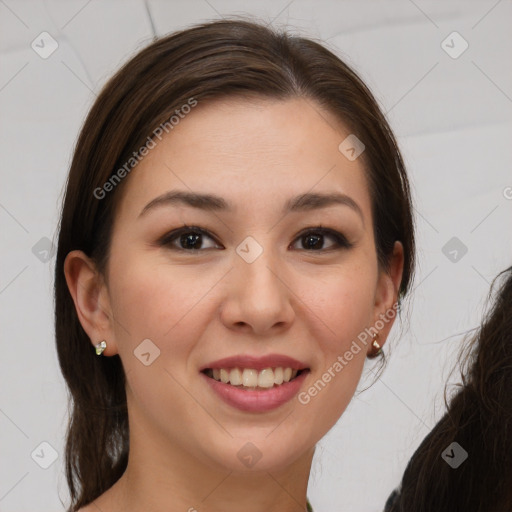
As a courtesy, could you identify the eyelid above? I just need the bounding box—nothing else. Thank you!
[291,226,353,250]
[158,225,222,250]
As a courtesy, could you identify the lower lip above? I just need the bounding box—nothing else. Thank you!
[200,370,309,413]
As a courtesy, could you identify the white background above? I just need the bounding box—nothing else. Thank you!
[1,1,511,511]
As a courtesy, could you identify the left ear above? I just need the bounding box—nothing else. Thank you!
[371,241,404,352]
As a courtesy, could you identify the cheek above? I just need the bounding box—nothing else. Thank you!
[107,250,217,376]
[292,264,376,426]
[108,254,215,440]
[330,279,374,344]
[299,263,376,350]
[109,249,214,336]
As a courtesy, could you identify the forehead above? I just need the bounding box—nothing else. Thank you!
[115,96,371,222]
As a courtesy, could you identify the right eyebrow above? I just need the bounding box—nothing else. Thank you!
[138,190,232,218]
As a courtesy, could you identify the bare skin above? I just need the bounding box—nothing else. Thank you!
[65,97,403,512]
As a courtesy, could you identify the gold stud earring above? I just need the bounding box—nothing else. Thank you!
[95,340,107,356]
[367,334,381,358]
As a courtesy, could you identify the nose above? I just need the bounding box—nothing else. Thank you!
[219,247,295,336]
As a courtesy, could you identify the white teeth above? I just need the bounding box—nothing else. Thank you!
[242,368,258,387]
[229,368,243,386]
[208,367,303,387]
[258,368,275,388]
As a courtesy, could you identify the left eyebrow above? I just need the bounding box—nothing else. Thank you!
[284,192,364,222]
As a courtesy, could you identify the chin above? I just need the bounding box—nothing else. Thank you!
[200,436,309,474]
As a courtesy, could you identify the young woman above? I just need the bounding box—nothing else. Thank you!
[54,18,415,512]
[384,266,512,512]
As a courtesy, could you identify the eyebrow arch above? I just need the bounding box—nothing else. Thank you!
[139,191,231,218]
[138,190,364,221]
[285,192,363,220]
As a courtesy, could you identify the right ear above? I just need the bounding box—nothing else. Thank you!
[63,250,119,356]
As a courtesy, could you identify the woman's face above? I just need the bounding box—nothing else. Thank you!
[69,97,403,473]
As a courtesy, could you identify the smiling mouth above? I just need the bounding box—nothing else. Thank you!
[201,367,309,390]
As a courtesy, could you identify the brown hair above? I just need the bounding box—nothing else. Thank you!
[54,18,415,511]
[385,266,512,512]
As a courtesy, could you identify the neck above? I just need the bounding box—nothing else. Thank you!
[97,408,314,512]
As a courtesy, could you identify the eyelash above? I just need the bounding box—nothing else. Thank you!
[158,224,354,253]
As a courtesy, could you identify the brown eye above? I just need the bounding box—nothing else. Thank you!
[291,227,353,251]
[158,225,353,253]
[159,226,221,251]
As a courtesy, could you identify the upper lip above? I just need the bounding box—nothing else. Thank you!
[200,353,309,372]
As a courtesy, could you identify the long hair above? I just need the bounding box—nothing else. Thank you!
[385,266,512,512]
[54,18,416,511]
